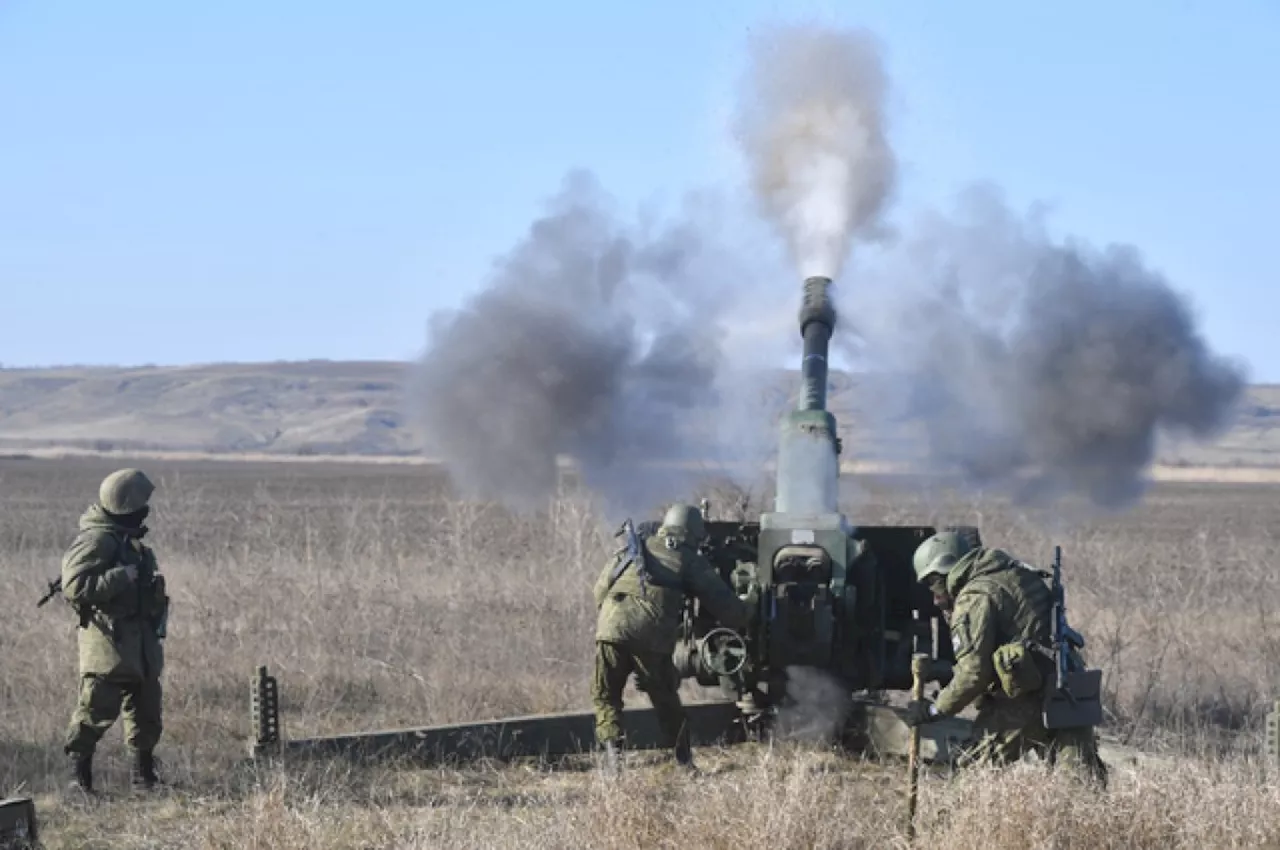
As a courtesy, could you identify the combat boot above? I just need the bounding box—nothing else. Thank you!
[674,739,700,775]
[130,749,161,791]
[66,752,94,796]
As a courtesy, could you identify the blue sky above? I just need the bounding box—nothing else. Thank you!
[1,0,1276,379]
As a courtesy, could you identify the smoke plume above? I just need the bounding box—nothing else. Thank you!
[411,21,1245,516]
[732,23,895,279]
[409,171,778,514]
[773,666,853,743]
[849,186,1248,508]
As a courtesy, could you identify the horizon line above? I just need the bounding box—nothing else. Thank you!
[1,359,1275,389]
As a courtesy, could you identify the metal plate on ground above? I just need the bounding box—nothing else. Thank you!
[0,797,37,849]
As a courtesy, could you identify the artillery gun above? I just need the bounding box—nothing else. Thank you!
[248,276,980,766]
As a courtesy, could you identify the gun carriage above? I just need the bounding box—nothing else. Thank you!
[247,277,1092,768]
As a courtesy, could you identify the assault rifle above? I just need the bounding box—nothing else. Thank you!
[36,573,94,629]
[1049,545,1086,691]
[617,519,644,575]
[35,534,168,640]
[1040,545,1104,729]
[36,577,62,608]
[607,518,651,590]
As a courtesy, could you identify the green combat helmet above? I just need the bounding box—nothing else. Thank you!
[912,531,976,583]
[660,503,706,544]
[98,468,155,516]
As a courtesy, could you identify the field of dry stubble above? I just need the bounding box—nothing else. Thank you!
[4,454,1280,849]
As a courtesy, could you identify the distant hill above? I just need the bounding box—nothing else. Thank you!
[0,361,414,456]
[1,361,1277,467]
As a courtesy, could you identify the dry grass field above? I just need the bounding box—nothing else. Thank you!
[4,454,1280,848]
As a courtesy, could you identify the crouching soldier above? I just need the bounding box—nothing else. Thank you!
[904,531,1107,787]
[591,503,754,773]
[62,468,170,794]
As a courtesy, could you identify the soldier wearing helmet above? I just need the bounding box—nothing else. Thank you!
[591,503,755,774]
[60,468,170,794]
[905,530,1106,785]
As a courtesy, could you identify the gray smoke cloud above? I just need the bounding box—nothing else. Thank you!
[409,170,780,514]
[773,666,853,743]
[847,185,1248,508]
[732,23,895,279]
[411,21,1245,516]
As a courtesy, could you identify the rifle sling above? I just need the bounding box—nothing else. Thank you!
[607,546,685,593]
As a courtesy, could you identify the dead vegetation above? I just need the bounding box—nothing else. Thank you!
[3,455,1280,848]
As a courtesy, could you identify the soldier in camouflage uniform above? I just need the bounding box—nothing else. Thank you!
[904,531,1107,786]
[591,503,753,773]
[61,468,170,794]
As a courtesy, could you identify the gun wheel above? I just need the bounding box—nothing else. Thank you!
[699,628,748,677]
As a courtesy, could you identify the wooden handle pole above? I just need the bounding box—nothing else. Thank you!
[906,652,929,842]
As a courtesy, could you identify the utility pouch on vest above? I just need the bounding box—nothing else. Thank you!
[993,641,1043,698]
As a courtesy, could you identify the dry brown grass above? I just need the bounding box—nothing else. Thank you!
[4,455,1280,848]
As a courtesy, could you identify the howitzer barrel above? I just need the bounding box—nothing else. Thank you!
[799,276,836,411]
[775,276,841,515]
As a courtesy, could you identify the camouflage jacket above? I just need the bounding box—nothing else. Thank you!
[934,547,1053,716]
[61,504,169,680]
[594,530,751,655]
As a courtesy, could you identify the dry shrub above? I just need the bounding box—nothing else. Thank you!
[35,750,1280,849]
[922,758,1280,849]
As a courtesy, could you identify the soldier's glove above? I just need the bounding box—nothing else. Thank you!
[904,699,941,727]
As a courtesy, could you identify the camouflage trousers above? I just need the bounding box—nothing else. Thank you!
[591,641,688,750]
[64,673,163,756]
[958,693,1107,787]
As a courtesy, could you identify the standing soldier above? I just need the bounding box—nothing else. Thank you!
[904,531,1107,786]
[61,468,170,794]
[591,503,754,773]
